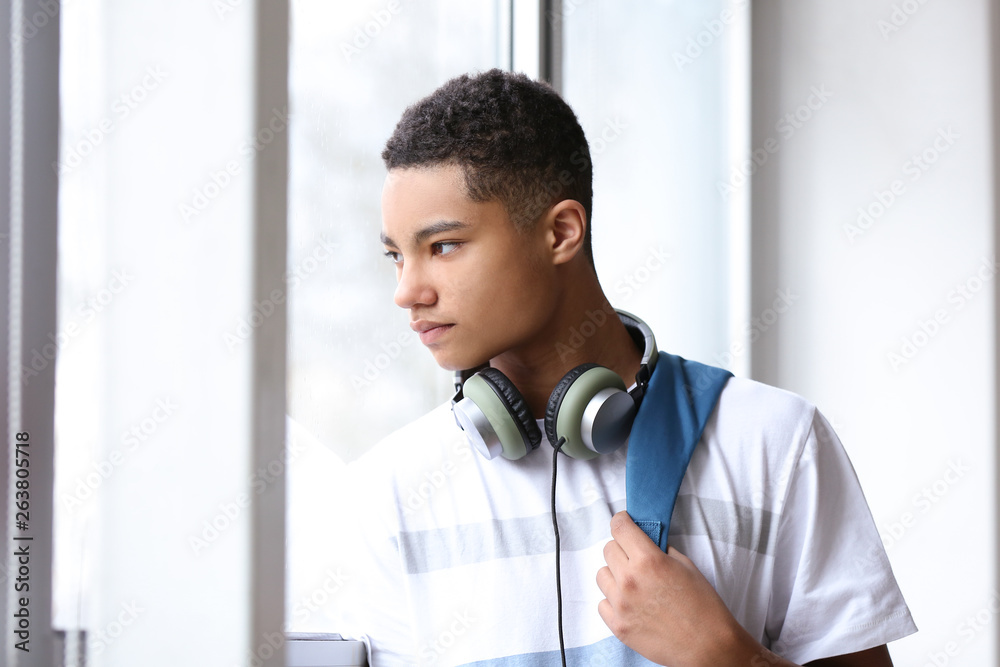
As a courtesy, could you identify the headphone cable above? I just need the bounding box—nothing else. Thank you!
[551,436,568,667]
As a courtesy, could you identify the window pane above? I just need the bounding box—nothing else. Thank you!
[55,2,285,663]
[286,0,503,632]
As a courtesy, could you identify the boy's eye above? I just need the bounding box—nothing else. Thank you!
[383,249,402,265]
[432,241,461,256]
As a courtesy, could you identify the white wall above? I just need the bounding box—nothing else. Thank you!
[563,0,748,375]
[750,1,995,664]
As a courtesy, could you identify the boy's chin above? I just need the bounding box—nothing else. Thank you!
[430,349,489,373]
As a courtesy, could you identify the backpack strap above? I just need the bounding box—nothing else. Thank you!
[626,353,732,552]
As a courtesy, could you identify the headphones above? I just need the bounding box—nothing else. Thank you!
[451,310,658,461]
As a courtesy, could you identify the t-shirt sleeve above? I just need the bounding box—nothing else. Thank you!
[764,408,917,664]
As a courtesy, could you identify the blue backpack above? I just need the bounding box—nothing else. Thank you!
[626,353,732,552]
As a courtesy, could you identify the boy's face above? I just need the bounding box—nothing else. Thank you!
[380,164,558,371]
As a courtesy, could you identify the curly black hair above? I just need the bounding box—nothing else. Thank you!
[382,69,594,264]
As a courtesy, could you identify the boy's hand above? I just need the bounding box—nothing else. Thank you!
[596,510,762,667]
[597,511,895,667]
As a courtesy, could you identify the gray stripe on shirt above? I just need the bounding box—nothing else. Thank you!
[394,495,776,574]
[397,500,618,575]
[670,494,777,555]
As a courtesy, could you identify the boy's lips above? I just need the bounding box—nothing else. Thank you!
[411,320,454,345]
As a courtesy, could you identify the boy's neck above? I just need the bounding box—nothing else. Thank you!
[489,285,644,419]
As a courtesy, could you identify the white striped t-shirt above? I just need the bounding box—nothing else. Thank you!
[336,376,917,666]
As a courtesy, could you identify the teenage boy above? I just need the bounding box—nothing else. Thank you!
[340,69,916,667]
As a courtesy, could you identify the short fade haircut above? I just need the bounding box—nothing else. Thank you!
[382,69,595,264]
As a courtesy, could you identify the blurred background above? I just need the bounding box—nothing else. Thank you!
[1,0,996,665]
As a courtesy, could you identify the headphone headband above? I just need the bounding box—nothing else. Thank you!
[616,309,658,401]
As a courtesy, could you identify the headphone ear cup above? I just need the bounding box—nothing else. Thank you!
[464,367,542,459]
[545,364,632,459]
[544,364,598,451]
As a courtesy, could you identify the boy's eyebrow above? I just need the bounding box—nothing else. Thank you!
[380,220,470,247]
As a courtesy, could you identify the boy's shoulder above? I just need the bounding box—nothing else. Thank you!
[685,374,837,514]
[361,401,460,461]
[350,401,467,496]
[712,374,837,469]
[718,372,815,410]
[713,374,821,435]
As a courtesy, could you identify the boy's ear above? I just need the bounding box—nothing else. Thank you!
[546,199,588,265]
